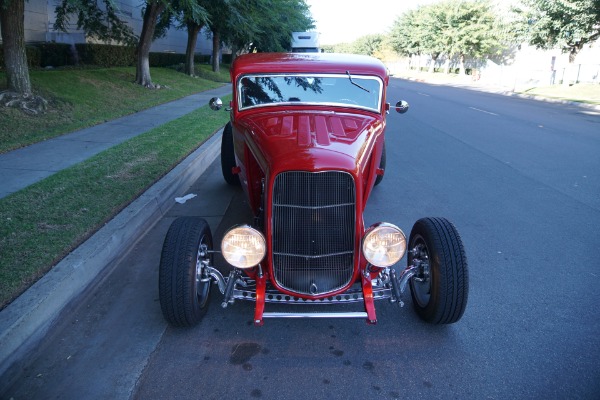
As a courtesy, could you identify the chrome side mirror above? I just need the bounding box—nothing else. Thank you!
[209,97,223,111]
[395,100,409,114]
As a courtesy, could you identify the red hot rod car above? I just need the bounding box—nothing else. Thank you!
[159,53,468,326]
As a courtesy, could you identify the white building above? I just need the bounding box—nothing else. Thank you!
[481,43,600,89]
[13,0,212,55]
[386,41,600,89]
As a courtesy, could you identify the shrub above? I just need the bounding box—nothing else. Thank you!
[150,52,184,67]
[149,52,212,67]
[0,43,217,70]
[149,53,210,67]
[0,45,41,69]
[75,44,136,67]
[38,43,74,67]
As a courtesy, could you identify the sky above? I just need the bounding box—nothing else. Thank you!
[304,0,441,45]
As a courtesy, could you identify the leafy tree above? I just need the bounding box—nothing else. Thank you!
[442,0,503,74]
[181,20,205,76]
[388,8,424,58]
[352,34,384,56]
[321,42,354,54]
[244,0,314,52]
[202,0,312,71]
[181,2,210,76]
[54,0,137,45]
[223,0,263,59]
[423,2,457,72]
[388,1,507,74]
[152,0,211,76]
[199,0,245,73]
[388,3,457,72]
[55,0,206,87]
[388,7,433,70]
[136,2,167,86]
[134,1,206,86]
[518,0,600,63]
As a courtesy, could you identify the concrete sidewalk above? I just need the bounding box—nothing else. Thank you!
[0,84,231,199]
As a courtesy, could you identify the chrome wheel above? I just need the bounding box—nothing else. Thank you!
[195,241,211,308]
[409,239,432,308]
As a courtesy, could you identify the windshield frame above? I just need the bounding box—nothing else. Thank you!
[236,73,384,114]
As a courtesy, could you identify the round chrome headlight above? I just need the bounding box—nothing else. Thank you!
[221,225,266,269]
[362,223,407,267]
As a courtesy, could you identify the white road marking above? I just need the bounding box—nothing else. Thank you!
[469,106,498,116]
[418,92,430,97]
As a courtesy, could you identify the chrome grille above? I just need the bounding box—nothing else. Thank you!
[272,171,356,295]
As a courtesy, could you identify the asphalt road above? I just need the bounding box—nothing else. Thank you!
[5,79,600,400]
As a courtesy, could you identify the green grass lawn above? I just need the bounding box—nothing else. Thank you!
[0,97,231,308]
[0,65,230,153]
[0,65,231,308]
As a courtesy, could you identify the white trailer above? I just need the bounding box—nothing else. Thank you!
[291,32,321,53]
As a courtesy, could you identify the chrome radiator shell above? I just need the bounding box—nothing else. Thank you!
[271,171,356,295]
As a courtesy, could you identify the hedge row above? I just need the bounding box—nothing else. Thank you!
[0,43,219,69]
[0,45,42,68]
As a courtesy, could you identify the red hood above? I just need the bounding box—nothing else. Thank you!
[238,110,384,176]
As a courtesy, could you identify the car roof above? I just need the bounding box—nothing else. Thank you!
[231,52,388,82]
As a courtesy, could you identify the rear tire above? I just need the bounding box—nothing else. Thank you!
[408,217,468,324]
[159,217,212,327]
[221,122,240,185]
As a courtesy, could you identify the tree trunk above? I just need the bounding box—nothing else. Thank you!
[184,23,202,76]
[212,30,220,73]
[0,0,32,95]
[230,45,239,64]
[428,54,438,73]
[459,54,466,75]
[561,44,582,86]
[568,44,581,64]
[135,2,165,88]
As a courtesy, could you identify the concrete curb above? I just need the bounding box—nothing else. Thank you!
[0,129,222,390]
[503,91,600,111]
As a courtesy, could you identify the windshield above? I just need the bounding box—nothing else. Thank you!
[237,74,383,113]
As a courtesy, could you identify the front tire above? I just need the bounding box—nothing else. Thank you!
[159,217,213,327]
[408,217,468,324]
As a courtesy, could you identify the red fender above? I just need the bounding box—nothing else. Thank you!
[254,272,267,326]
